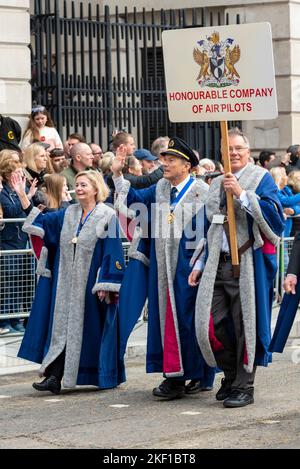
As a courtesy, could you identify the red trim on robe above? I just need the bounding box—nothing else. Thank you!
[117,213,137,242]
[30,235,44,260]
[209,314,224,352]
[163,289,181,374]
[261,232,276,254]
[243,344,249,365]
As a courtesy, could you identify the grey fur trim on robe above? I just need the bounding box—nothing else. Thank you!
[195,164,280,373]
[189,238,206,268]
[155,177,208,378]
[22,206,45,238]
[38,203,116,388]
[128,226,150,267]
[92,265,122,294]
[36,246,51,278]
[114,179,136,219]
[114,179,150,266]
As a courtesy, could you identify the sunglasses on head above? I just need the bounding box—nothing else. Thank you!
[32,105,46,113]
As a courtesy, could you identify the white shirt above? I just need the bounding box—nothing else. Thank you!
[21,126,63,151]
[170,174,191,197]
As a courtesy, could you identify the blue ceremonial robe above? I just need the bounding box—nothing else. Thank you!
[269,230,300,353]
[18,205,126,389]
[118,178,215,385]
[196,168,285,372]
[269,281,300,353]
[248,173,285,365]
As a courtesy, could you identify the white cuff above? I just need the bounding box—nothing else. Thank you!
[193,258,205,272]
[112,175,125,193]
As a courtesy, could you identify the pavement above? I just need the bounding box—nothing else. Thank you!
[0,309,299,449]
[0,318,147,376]
[0,306,299,377]
[0,340,299,449]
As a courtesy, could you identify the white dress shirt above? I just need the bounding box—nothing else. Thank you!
[194,164,258,271]
[170,174,191,198]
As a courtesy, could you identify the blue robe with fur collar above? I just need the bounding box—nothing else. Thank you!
[118,178,215,385]
[18,205,126,389]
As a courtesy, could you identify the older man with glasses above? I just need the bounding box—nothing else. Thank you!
[89,143,103,171]
[189,127,285,408]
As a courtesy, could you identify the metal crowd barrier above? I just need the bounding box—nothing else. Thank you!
[1,215,295,326]
[0,218,131,326]
[274,236,294,303]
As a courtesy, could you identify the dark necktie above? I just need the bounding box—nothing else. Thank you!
[170,187,177,204]
[219,186,227,213]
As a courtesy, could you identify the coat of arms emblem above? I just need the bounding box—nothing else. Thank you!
[193,31,241,88]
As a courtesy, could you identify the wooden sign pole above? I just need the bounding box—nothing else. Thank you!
[220,121,240,276]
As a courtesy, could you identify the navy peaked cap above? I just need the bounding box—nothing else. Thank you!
[160,137,199,167]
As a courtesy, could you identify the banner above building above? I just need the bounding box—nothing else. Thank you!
[162,22,277,122]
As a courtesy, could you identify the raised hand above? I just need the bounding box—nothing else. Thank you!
[111,153,126,176]
[10,171,26,195]
[28,178,38,200]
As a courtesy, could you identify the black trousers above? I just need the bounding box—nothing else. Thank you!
[211,258,256,391]
[45,349,65,381]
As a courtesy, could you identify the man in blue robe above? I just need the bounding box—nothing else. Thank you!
[270,233,300,352]
[113,137,215,400]
[191,127,285,408]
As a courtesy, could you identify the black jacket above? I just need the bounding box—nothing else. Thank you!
[0,183,32,249]
[106,166,164,203]
[287,233,300,276]
[0,115,21,152]
[124,166,164,188]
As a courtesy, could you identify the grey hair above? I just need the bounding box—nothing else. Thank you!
[227,127,250,148]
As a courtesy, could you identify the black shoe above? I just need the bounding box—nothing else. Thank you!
[152,379,185,400]
[185,379,213,394]
[223,389,254,408]
[216,378,232,401]
[32,375,61,395]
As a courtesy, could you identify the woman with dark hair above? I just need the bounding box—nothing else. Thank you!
[21,105,63,151]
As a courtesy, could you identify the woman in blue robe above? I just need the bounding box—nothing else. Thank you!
[18,170,126,394]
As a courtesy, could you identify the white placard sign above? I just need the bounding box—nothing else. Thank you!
[162,23,277,122]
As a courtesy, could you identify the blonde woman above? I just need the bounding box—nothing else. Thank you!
[19,170,127,395]
[41,173,71,211]
[23,142,53,207]
[0,149,21,164]
[100,151,114,179]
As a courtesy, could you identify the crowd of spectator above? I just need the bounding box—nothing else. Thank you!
[1,103,300,335]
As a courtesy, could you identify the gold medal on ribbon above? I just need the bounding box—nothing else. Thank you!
[71,237,78,244]
[167,212,175,224]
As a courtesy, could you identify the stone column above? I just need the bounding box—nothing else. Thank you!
[0,0,31,133]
